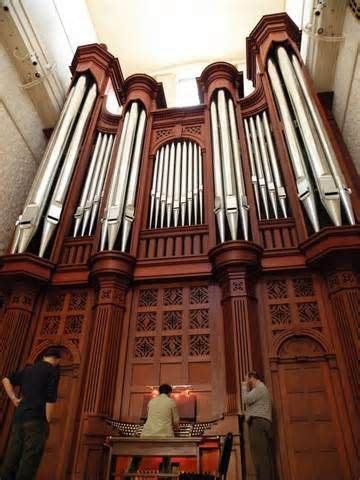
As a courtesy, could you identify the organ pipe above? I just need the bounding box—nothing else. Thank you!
[291,54,355,225]
[262,111,287,218]
[198,146,204,225]
[101,102,139,250]
[73,132,103,237]
[160,144,170,228]
[255,114,278,218]
[187,142,193,225]
[267,57,320,232]
[149,151,159,228]
[88,134,114,235]
[12,75,88,254]
[101,101,147,251]
[217,90,239,240]
[180,141,188,226]
[276,46,341,226]
[249,116,270,219]
[121,109,147,251]
[173,142,181,227]
[148,140,204,229]
[244,119,261,218]
[154,147,164,229]
[210,101,226,242]
[166,143,175,227]
[228,98,249,240]
[39,82,97,256]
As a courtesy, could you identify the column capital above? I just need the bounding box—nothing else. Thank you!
[89,251,136,285]
[0,253,54,289]
[209,240,262,279]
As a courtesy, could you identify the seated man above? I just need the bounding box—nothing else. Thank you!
[128,383,179,474]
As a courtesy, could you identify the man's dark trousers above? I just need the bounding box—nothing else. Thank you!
[248,417,275,480]
[0,419,49,480]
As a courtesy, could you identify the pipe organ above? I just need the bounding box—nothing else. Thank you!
[0,14,359,480]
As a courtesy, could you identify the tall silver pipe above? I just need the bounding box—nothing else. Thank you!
[249,116,270,219]
[217,90,239,239]
[160,144,170,228]
[39,83,97,257]
[244,119,261,218]
[149,151,159,228]
[166,142,175,227]
[187,142,193,225]
[73,132,102,237]
[210,101,225,242]
[291,54,355,225]
[173,142,181,227]
[100,111,130,250]
[198,146,204,224]
[81,134,109,236]
[193,144,199,225]
[154,146,164,229]
[121,109,147,251]
[255,114,278,218]
[276,46,341,226]
[267,58,320,232]
[228,98,249,240]
[88,134,114,235]
[180,141,188,226]
[262,111,287,218]
[104,101,139,250]
[14,75,88,253]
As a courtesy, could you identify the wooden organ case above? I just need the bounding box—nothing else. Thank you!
[0,13,359,480]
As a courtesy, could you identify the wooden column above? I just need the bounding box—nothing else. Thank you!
[210,241,262,413]
[74,251,135,479]
[0,254,53,452]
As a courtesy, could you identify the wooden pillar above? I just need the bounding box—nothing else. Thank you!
[74,251,135,479]
[0,254,53,451]
[210,241,263,413]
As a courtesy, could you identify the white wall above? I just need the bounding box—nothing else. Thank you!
[0,42,45,254]
[333,7,360,173]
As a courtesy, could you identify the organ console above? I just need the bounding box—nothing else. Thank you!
[0,13,359,480]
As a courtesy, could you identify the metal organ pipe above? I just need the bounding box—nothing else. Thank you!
[12,75,88,254]
[267,57,320,232]
[100,101,147,251]
[121,109,147,251]
[39,82,97,256]
[154,146,164,229]
[166,143,175,228]
[217,90,239,240]
[160,144,170,228]
[244,119,261,218]
[180,141,188,226]
[173,142,181,227]
[249,116,270,219]
[148,140,204,229]
[262,111,287,218]
[276,46,341,227]
[149,151,159,228]
[210,100,226,242]
[228,98,249,240]
[73,132,103,237]
[291,54,355,225]
[88,134,114,235]
[198,146,204,225]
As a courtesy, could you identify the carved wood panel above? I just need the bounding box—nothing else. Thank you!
[122,282,224,421]
[277,361,350,480]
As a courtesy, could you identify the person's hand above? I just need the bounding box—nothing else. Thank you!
[11,396,21,408]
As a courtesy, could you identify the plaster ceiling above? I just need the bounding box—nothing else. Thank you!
[85,0,286,78]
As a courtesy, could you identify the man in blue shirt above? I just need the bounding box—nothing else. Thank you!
[0,347,61,480]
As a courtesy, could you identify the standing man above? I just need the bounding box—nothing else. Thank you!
[128,383,180,474]
[0,346,61,480]
[241,371,275,480]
